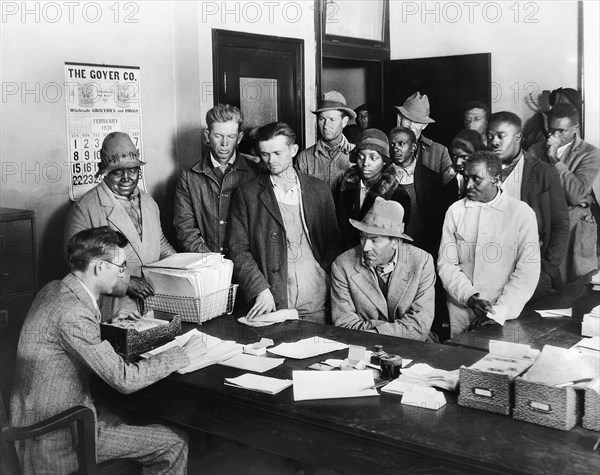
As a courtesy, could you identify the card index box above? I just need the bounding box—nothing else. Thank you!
[458,367,515,415]
[582,386,600,431]
[101,312,181,363]
[512,378,583,431]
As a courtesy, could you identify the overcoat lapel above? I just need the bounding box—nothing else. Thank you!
[350,261,389,318]
[258,174,285,228]
[386,260,414,319]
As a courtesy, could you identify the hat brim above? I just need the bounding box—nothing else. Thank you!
[102,159,147,174]
[312,106,357,120]
[395,106,435,124]
[349,218,413,241]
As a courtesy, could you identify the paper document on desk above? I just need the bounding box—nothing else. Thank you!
[225,374,292,395]
[218,354,284,373]
[521,345,600,387]
[487,303,510,325]
[293,370,378,401]
[535,308,572,318]
[396,364,459,391]
[570,336,600,356]
[237,309,299,327]
[400,385,447,410]
[268,337,348,359]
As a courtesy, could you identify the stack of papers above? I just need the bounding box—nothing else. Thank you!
[225,374,292,395]
[465,341,539,378]
[582,305,600,337]
[218,354,284,373]
[395,363,459,391]
[268,337,348,359]
[143,253,233,302]
[238,309,299,327]
[535,308,572,318]
[293,370,378,401]
[108,316,167,331]
[381,380,447,410]
[141,329,243,374]
[590,271,600,291]
[521,345,600,387]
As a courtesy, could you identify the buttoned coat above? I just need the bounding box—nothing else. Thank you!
[331,244,435,341]
[173,150,260,253]
[228,171,341,309]
[520,153,570,288]
[417,135,455,186]
[9,274,188,474]
[64,181,175,318]
[438,192,541,337]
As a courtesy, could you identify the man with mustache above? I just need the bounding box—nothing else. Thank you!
[174,104,260,254]
[487,111,569,298]
[228,122,341,324]
[297,91,356,193]
[438,152,540,336]
[331,197,435,341]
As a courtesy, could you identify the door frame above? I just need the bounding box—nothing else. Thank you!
[212,29,305,148]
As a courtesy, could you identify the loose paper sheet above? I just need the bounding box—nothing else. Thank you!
[225,374,292,395]
[218,354,284,373]
[293,370,378,401]
[535,308,572,318]
[268,337,348,359]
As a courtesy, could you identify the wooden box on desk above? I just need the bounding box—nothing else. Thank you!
[100,312,181,363]
[582,386,600,431]
[458,367,515,415]
[513,378,583,430]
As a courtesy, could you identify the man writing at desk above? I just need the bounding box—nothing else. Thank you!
[331,197,436,341]
[438,151,541,336]
[10,227,196,474]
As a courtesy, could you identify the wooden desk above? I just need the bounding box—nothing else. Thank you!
[446,272,600,352]
[94,316,600,475]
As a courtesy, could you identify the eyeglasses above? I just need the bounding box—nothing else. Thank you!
[104,259,127,274]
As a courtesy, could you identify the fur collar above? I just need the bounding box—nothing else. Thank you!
[339,165,399,197]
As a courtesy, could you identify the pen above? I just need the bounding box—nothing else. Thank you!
[555,378,593,388]
[594,437,600,451]
[364,381,388,390]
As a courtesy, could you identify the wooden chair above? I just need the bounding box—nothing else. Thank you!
[0,391,130,475]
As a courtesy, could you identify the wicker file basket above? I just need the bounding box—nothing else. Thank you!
[140,284,238,324]
[458,368,514,415]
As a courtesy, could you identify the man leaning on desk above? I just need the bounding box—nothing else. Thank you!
[331,197,436,341]
[10,227,197,474]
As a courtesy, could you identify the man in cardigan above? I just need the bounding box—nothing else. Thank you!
[527,103,600,282]
[10,227,195,474]
[228,122,341,323]
[331,197,435,341]
[438,152,541,336]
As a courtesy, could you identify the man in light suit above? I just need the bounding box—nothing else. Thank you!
[438,151,541,337]
[10,227,196,474]
[228,122,341,323]
[65,132,176,320]
[331,197,435,341]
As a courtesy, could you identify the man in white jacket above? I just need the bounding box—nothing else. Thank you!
[438,151,541,337]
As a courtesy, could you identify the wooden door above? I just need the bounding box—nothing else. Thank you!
[384,53,491,148]
[213,30,305,149]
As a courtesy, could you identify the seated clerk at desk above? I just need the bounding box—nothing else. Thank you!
[10,227,197,474]
[331,197,436,341]
[228,122,341,323]
[437,151,541,337]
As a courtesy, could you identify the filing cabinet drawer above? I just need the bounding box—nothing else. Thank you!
[0,292,35,359]
[0,219,35,296]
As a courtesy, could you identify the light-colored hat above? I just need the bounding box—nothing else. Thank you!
[312,91,357,120]
[97,132,145,176]
[349,197,412,240]
[395,92,435,124]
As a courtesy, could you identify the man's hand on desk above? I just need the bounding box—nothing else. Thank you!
[127,276,155,300]
[468,315,497,331]
[467,294,494,319]
[110,308,142,324]
[247,289,277,320]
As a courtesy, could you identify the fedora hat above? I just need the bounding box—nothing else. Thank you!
[349,197,412,240]
[312,91,357,120]
[96,132,146,176]
[395,92,435,124]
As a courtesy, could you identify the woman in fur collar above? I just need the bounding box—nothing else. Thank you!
[336,128,411,251]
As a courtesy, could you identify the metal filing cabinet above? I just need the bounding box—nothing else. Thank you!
[0,208,36,400]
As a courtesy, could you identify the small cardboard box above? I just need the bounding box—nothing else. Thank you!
[101,311,181,363]
[582,379,600,431]
[458,341,538,415]
[513,378,583,431]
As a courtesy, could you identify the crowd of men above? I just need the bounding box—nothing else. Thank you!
[9,90,599,473]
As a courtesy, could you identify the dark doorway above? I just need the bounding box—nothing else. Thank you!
[384,53,491,148]
[213,30,305,150]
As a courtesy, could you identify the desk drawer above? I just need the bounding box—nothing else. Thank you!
[0,219,35,296]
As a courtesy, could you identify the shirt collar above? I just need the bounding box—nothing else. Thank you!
[316,134,353,156]
[501,150,523,169]
[465,188,502,208]
[557,139,574,159]
[210,151,237,169]
[73,274,101,318]
[363,247,398,275]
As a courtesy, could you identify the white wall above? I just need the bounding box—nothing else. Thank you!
[583,1,599,147]
[389,0,589,131]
